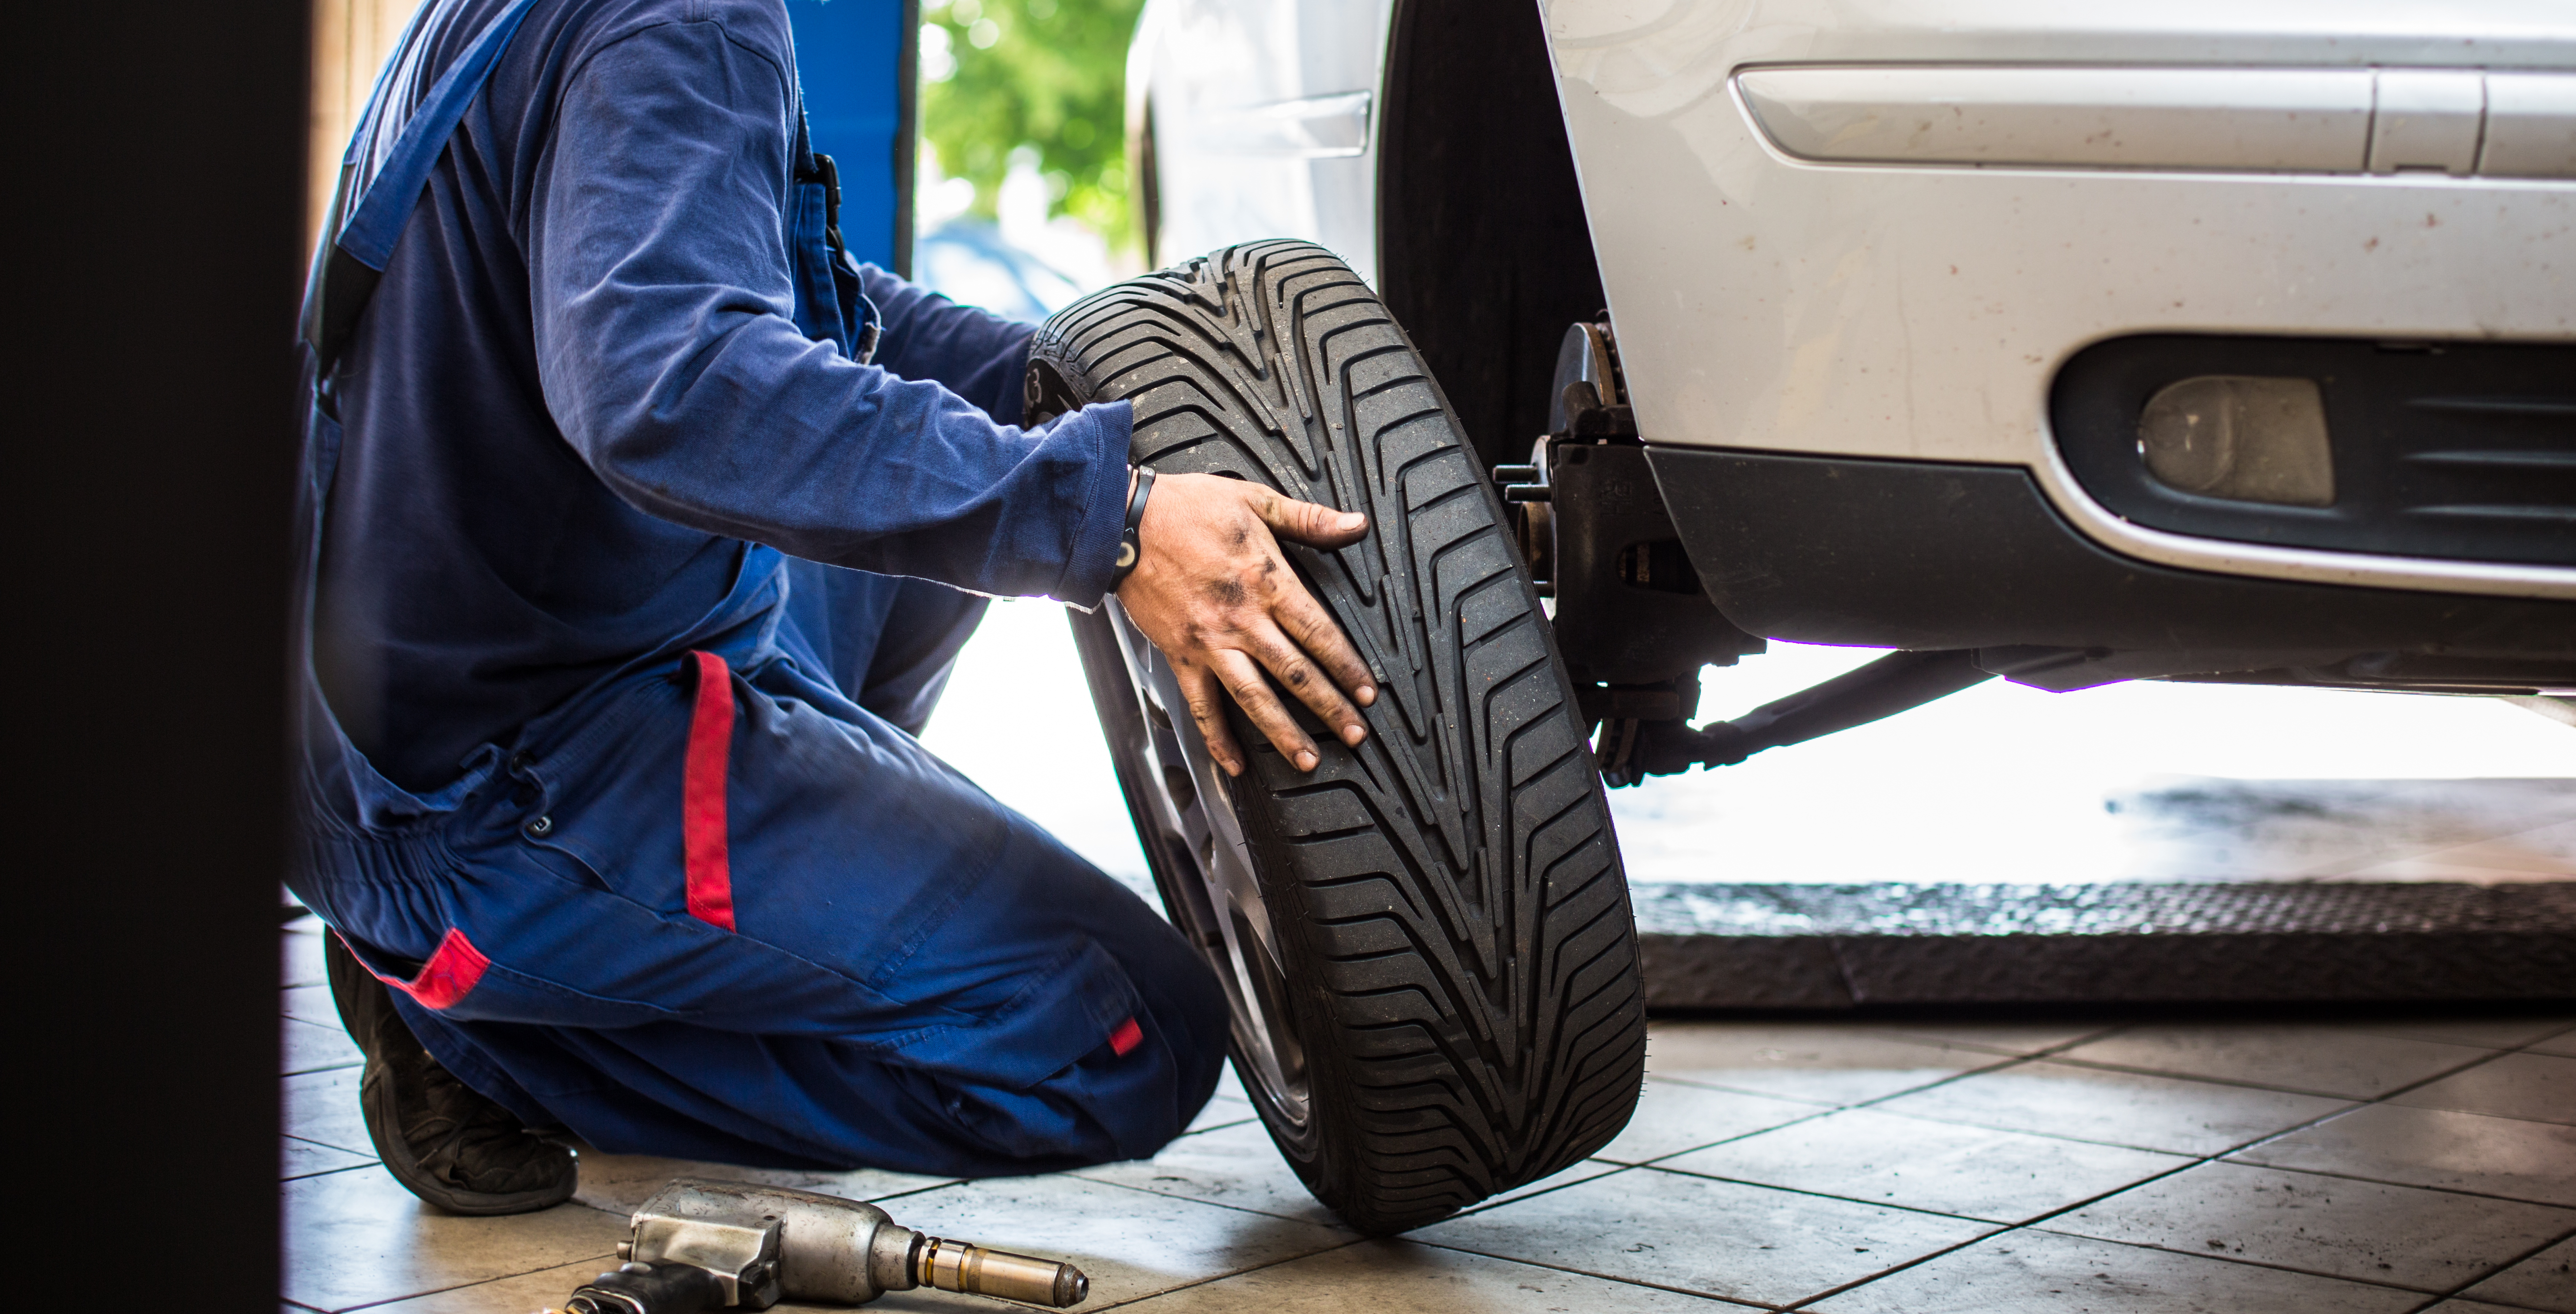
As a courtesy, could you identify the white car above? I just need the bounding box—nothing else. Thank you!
[1133,0,2574,754]
[1034,0,2575,1234]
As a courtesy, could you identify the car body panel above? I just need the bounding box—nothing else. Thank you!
[1537,0,2576,597]
[1134,0,1392,281]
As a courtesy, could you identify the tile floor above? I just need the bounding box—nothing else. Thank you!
[281,916,2576,1313]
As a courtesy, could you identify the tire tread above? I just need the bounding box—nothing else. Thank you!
[1037,241,1645,1233]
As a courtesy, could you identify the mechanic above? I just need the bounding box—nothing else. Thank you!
[294,0,1376,1215]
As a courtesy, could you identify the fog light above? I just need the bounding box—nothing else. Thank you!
[2136,375,2335,506]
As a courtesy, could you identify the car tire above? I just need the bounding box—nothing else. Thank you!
[1030,240,1646,1234]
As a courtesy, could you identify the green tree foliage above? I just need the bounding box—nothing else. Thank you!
[920,0,1143,252]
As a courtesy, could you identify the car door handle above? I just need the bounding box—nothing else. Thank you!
[1737,65,2576,178]
[1193,91,1374,159]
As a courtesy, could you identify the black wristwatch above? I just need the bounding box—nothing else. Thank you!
[1111,466,1156,591]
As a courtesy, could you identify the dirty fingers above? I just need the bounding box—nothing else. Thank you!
[1114,472,1376,776]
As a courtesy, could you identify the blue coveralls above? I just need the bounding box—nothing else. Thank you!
[290,0,1226,1177]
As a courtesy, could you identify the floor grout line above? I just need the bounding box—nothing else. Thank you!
[2414,1222,2576,1312]
[1768,1117,2251,1310]
[1748,1091,2359,1162]
[1394,1235,1789,1311]
[279,1009,2576,1312]
[2213,1025,2574,1181]
[325,1252,620,1314]
[1089,1237,1374,1311]
[1440,1019,2570,1307]
[2014,1223,2504,1299]
[2212,1159,2576,1209]
[281,1161,379,1184]
[1645,1049,2030,1119]
[1595,1100,1853,1172]
[1846,1052,2047,1110]
[1026,1166,1361,1230]
[1620,1160,2073,1227]
[282,1130,376,1156]
[1437,1034,2210,1314]
[1772,1224,2012,1312]
[2032,1045,2506,1102]
[1754,1020,2576,1308]
[1644,1074,1850,1108]
[833,1176,964,1206]
[1443,1161,1639,1218]
[1816,1029,2125,1064]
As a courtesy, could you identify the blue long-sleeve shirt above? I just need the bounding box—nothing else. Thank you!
[315,0,1129,792]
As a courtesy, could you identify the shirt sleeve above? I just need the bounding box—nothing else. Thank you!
[859,265,1039,427]
[526,13,1129,604]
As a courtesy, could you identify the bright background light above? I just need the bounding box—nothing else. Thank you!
[920,599,2576,894]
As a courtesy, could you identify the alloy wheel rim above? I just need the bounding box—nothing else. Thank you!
[1102,599,1313,1129]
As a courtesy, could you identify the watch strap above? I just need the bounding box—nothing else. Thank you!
[1111,466,1156,590]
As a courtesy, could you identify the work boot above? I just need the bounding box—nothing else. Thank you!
[325,933,577,1215]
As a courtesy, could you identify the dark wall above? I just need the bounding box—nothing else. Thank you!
[1377,0,1606,471]
[22,1,301,1305]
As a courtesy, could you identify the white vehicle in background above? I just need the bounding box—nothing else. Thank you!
[1131,0,2575,764]
[1042,0,2575,1235]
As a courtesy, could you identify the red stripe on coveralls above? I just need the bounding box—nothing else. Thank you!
[684,650,738,931]
[343,928,489,1010]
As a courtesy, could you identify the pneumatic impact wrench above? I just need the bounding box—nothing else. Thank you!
[557,1178,1090,1313]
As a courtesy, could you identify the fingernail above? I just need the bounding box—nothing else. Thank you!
[1221,758,1243,778]
[1356,684,1376,705]
[1297,750,1318,771]
[1342,513,1366,529]
[1342,724,1366,746]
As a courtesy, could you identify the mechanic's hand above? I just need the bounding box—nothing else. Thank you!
[1115,472,1376,776]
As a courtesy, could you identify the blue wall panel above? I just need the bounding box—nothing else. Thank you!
[788,0,915,274]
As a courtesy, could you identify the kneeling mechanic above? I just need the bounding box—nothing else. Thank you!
[294,0,1376,1214]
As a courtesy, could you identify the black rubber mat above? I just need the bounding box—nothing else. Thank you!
[1634,881,2576,1009]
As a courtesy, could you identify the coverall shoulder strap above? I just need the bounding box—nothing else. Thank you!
[299,0,541,367]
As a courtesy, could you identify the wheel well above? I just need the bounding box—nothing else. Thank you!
[1377,0,1606,473]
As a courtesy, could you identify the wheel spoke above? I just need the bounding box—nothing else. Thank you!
[1108,600,1311,1127]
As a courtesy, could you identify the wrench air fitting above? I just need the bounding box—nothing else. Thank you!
[917,1234,1090,1306]
[557,1177,1089,1314]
